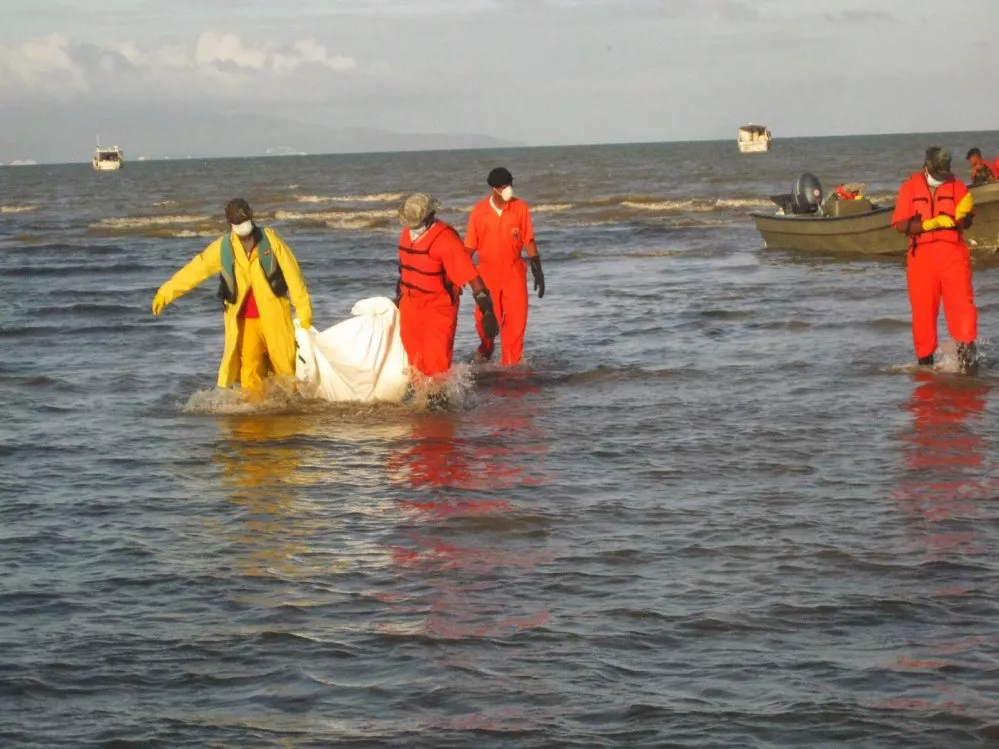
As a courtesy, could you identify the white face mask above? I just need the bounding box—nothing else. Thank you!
[925,171,944,188]
[499,186,514,201]
[232,220,254,238]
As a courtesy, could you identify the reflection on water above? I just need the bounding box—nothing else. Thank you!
[376,386,554,732]
[895,373,994,558]
[381,396,552,639]
[217,415,309,579]
[214,410,410,581]
[885,373,999,719]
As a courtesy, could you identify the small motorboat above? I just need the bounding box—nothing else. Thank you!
[750,174,999,255]
[92,139,123,171]
[738,124,772,154]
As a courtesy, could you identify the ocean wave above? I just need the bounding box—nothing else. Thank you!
[170,229,221,238]
[90,214,214,231]
[274,208,396,230]
[86,213,222,238]
[620,197,770,212]
[0,205,40,214]
[295,193,407,204]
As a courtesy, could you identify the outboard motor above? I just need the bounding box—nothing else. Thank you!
[790,172,823,214]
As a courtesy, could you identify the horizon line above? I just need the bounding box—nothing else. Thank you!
[4,127,999,167]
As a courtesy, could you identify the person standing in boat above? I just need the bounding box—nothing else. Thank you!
[891,147,978,370]
[965,148,996,186]
[151,198,313,397]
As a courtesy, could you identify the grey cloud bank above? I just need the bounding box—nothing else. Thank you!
[2,0,998,163]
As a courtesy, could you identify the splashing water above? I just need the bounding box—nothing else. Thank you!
[407,363,475,411]
[181,376,304,415]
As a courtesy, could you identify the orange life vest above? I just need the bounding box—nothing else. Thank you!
[398,221,460,301]
[905,174,966,248]
[835,184,857,201]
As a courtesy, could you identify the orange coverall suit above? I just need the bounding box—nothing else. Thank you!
[465,197,534,366]
[890,173,977,361]
[397,221,479,377]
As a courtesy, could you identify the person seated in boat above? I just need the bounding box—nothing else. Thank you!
[834,183,864,200]
[820,182,866,214]
[965,148,996,186]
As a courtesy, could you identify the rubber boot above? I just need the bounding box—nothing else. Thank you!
[917,354,935,366]
[956,341,979,373]
[426,390,450,411]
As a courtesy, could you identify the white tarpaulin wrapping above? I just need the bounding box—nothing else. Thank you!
[294,296,410,403]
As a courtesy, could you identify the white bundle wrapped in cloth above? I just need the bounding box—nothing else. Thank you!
[294,296,410,403]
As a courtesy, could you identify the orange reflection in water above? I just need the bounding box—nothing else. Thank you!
[882,373,999,719]
[894,372,996,557]
[379,384,553,641]
[375,390,556,733]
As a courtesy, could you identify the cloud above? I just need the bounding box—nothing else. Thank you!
[0,32,359,101]
[824,9,895,24]
[711,0,760,22]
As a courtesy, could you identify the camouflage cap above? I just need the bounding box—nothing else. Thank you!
[224,198,253,224]
[924,147,953,180]
[398,193,440,228]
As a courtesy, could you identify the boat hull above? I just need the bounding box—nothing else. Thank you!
[965,181,999,251]
[738,140,771,154]
[752,182,999,256]
[750,206,906,255]
[92,160,122,171]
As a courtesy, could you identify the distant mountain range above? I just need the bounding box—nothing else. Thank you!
[0,106,518,164]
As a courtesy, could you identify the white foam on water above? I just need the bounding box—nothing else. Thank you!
[294,193,407,204]
[274,208,396,228]
[0,205,39,214]
[180,366,478,416]
[621,197,771,212]
[882,338,989,376]
[91,214,213,231]
[408,363,475,411]
[171,229,219,238]
[181,376,303,415]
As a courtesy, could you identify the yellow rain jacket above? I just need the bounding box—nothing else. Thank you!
[155,227,312,388]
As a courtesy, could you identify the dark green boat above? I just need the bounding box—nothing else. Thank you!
[751,176,999,256]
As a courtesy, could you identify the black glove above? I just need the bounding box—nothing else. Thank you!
[529,254,545,298]
[474,290,500,340]
[904,215,924,236]
[393,278,402,308]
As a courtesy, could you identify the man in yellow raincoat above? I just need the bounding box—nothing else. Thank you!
[151,198,313,394]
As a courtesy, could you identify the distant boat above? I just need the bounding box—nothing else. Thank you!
[92,139,123,171]
[737,124,772,154]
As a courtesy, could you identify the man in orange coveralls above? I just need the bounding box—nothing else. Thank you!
[394,193,499,397]
[465,167,545,366]
[891,147,979,371]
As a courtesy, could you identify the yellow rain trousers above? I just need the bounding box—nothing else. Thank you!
[154,228,312,390]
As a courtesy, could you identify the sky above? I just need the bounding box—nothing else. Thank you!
[2,0,999,161]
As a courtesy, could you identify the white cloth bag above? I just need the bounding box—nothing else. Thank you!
[295,297,410,403]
